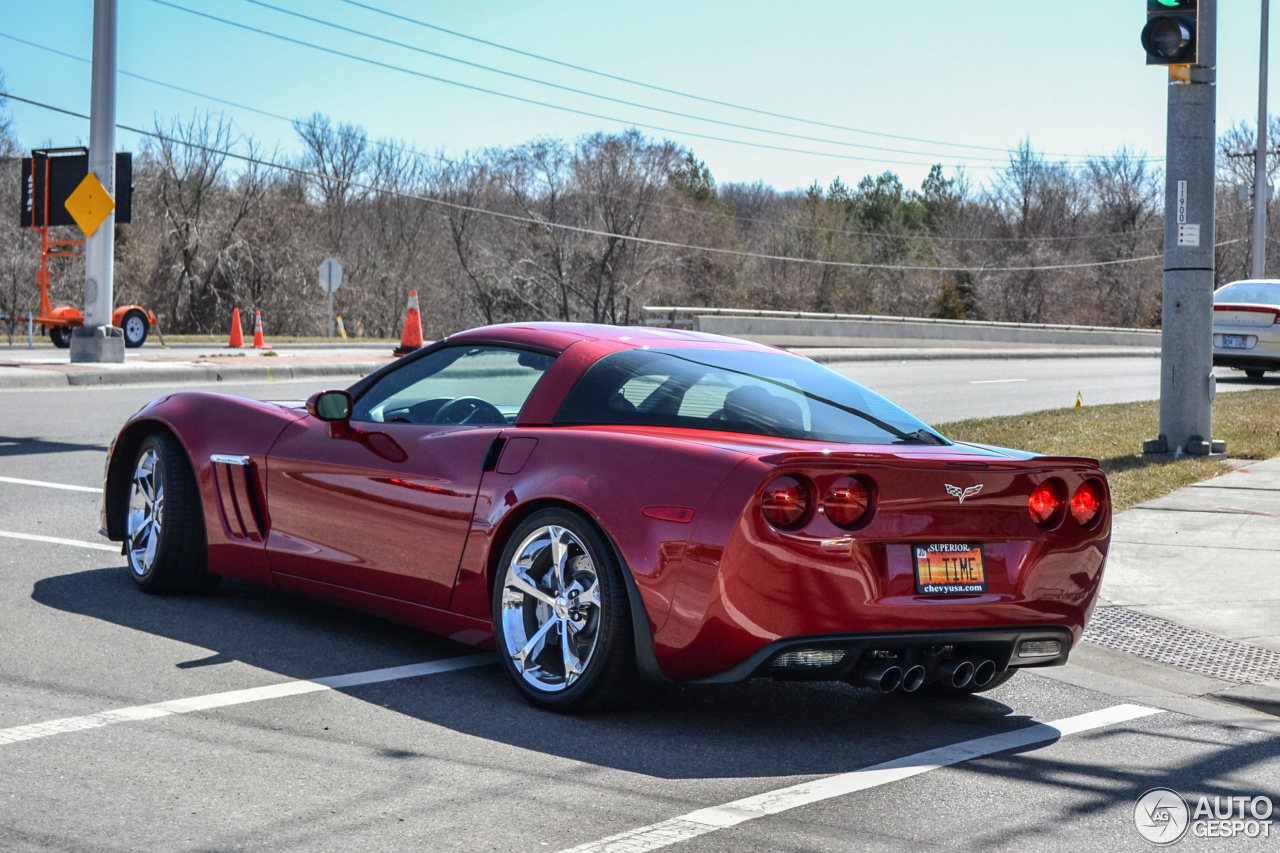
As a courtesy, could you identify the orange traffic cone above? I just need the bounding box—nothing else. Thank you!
[394,290,424,356]
[227,307,244,348]
[252,310,272,350]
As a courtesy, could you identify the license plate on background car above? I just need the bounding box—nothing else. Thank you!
[914,543,986,594]
[1222,335,1248,349]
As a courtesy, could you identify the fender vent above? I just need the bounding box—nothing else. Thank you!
[210,455,267,541]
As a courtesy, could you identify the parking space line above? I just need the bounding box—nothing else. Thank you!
[0,654,496,747]
[0,530,120,552]
[557,703,1162,853]
[0,475,99,493]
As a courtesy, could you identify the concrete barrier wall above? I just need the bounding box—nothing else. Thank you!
[691,315,1162,348]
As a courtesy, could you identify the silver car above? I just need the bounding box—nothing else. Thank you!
[1212,279,1280,378]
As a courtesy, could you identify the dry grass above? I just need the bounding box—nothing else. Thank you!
[937,389,1280,512]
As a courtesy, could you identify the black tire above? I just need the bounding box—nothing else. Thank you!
[491,508,644,712]
[916,666,1019,697]
[121,309,149,348]
[49,326,73,348]
[123,432,219,594]
[1245,369,1266,379]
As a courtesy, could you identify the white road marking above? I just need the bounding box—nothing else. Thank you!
[968,378,1028,384]
[557,703,1162,853]
[0,475,99,493]
[0,530,119,552]
[0,654,496,747]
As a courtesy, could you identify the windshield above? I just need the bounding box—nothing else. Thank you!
[1214,282,1280,306]
[555,348,947,445]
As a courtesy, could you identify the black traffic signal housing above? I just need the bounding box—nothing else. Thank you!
[1142,0,1198,66]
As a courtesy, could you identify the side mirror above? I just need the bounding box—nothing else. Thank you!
[306,390,353,437]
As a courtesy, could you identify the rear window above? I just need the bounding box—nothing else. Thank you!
[555,348,947,445]
[1214,282,1280,306]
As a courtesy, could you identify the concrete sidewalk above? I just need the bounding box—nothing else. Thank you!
[0,343,396,388]
[1073,457,1280,718]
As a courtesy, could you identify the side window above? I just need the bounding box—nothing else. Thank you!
[352,346,555,426]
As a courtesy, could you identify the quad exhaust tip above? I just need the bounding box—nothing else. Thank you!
[935,659,975,689]
[972,659,997,688]
[859,662,903,693]
[900,665,926,693]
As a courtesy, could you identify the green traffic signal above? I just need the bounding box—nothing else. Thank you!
[1143,1,1197,65]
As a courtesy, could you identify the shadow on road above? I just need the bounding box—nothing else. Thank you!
[32,564,1039,780]
[0,435,110,457]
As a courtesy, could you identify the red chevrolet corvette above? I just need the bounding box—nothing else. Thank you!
[101,323,1109,711]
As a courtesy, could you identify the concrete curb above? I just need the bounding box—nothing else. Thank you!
[799,347,1161,364]
[0,360,388,389]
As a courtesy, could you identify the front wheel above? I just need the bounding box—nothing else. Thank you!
[121,309,149,348]
[492,509,644,712]
[125,432,218,594]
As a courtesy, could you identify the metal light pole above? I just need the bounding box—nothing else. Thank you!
[70,0,124,363]
[1253,0,1271,280]
[1145,0,1225,459]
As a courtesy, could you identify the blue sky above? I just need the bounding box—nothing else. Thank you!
[0,0,1273,193]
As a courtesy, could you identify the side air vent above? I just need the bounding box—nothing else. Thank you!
[210,454,268,541]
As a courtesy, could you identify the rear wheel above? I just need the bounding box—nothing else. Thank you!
[125,432,218,594]
[49,326,73,348]
[121,309,149,348]
[1245,369,1266,379]
[492,509,643,712]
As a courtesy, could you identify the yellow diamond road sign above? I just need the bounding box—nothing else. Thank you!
[64,173,116,237]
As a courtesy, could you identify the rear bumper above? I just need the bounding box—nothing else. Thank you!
[692,625,1073,684]
[1213,352,1280,370]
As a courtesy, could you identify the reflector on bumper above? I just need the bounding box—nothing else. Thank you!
[771,649,847,669]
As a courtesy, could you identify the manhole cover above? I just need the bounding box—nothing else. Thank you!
[1084,607,1280,684]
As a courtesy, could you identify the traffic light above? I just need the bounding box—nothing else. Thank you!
[1142,0,1198,65]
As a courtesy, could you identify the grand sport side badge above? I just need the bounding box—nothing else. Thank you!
[944,483,983,504]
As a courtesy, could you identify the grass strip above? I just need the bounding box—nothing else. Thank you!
[937,388,1280,512]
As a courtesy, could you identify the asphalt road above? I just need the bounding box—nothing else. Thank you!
[2,375,1280,852]
[829,357,1278,424]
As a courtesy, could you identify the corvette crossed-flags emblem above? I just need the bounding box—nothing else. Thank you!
[944,483,983,504]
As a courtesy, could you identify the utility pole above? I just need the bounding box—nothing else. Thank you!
[70,0,124,363]
[1254,0,1271,279]
[1143,0,1225,459]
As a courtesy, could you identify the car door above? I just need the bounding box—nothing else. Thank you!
[264,344,556,609]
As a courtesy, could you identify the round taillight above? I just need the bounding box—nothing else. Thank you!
[1070,480,1104,527]
[1028,480,1063,527]
[761,475,809,529]
[823,476,870,528]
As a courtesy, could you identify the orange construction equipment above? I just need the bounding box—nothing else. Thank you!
[227,307,245,348]
[394,290,424,356]
[252,310,271,349]
[26,148,156,349]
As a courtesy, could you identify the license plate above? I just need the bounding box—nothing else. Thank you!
[1222,335,1248,349]
[914,543,986,594]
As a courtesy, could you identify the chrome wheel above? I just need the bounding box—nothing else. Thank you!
[126,447,164,576]
[499,524,602,693]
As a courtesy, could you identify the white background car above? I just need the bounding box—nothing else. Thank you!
[1212,279,1280,379]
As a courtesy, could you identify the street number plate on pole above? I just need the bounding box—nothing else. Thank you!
[318,258,343,293]
[318,258,343,339]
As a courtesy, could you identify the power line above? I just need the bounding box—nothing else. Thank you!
[2,90,1193,273]
[235,0,1089,166]
[0,40,1162,245]
[144,0,1018,171]
[332,0,1105,161]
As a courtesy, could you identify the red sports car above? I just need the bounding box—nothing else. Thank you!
[101,323,1110,711]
